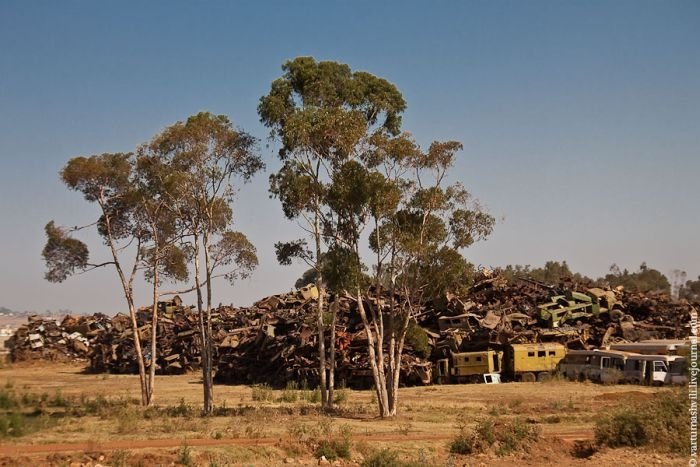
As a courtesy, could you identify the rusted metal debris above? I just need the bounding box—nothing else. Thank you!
[7,274,695,387]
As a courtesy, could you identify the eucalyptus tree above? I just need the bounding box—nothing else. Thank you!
[42,152,182,406]
[142,112,262,414]
[372,141,494,416]
[259,57,405,409]
[133,153,190,404]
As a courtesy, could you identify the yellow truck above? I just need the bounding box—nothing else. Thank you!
[435,350,503,384]
[505,343,567,382]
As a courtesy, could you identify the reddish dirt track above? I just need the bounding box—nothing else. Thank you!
[0,430,593,457]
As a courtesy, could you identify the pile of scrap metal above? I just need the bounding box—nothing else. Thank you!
[215,286,432,387]
[423,271,695,366]
[6,274,694,388]
[89,295,201,374]
[7,314,110,362]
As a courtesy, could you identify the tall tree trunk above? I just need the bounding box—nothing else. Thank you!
[357,289,390,417]
[203,231,214,415]
[389,310,410,416]
[125,297,149,406]
[327,300,336,409]
[192,232,210,415]
[316,276,327,407]
[314,209,328,408]
[103,208,149,406]
[147,257,159,406]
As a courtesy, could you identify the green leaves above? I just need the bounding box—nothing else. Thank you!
[212,231,258,284]
[259,57,407,161]
[321,245,367,293]
[42,221,89,283]
[60,153,133,202]
[274,240,312,266]
[269,161,323,220]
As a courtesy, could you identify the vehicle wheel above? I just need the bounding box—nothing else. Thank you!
[537,372,552,382]
[521,372,536,383]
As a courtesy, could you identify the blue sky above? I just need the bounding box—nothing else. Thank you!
[1,1,698,314]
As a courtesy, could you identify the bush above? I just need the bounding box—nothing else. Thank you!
[333,388,348,406]
[177,442,194,467]
[0,387,18,410]
[595,389,689,454]
[0,411,50,438]
[314,423,352,460]
[165,398,194,417]
[405,321,431,359]
[361,448,399,467]
[496,418,540,456]
[449,415,539,457]
[361,448,423,467]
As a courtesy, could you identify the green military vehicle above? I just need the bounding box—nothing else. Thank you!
[538,288,625,328]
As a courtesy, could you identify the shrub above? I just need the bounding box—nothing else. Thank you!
[177,443,194,466]
[312,423,352,460]
[405,321,431,359]
[595,410,646,447]
[166,398,194,417]
[0,411,50,438]
[495,418,540,456]
[449,415,539,457]
[333,388,348,406]
[595,389,689,454]
[0,387,18,410]
[361,448,399,467]
[361,448,422,467]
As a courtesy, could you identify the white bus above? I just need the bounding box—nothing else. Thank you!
[559,349,687,385]
[623,354,687,386]
[558,349,629,384]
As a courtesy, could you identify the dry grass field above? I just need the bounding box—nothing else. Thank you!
[0,362,688,466]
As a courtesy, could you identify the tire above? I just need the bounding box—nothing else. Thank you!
[521,372,536,383]
[537,372,552,382]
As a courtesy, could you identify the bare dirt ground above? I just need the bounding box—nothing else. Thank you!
[0,362,688,466]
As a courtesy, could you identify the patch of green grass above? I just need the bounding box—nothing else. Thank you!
[279,381,299,403]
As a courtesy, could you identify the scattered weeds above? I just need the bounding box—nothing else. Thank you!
[279,381,299,403]
[251,384,274,402]
[333,388,348,406]
[110,449,129,467]
[397,421,412,436]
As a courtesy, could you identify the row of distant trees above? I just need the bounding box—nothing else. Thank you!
[497,260,700,301]
[42,57,495,418]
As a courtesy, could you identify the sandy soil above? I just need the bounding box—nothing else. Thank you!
[0,362,688,466]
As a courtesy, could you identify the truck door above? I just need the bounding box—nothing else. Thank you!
[652,360,669,385]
